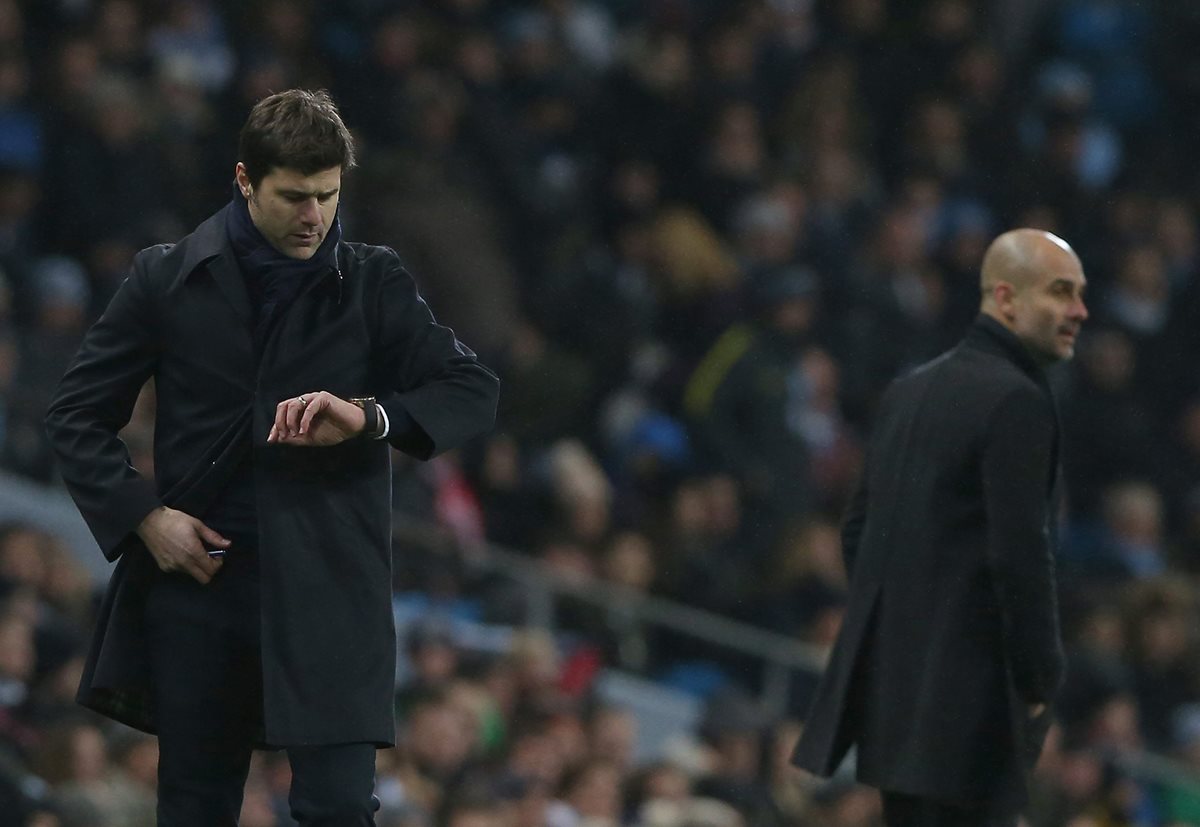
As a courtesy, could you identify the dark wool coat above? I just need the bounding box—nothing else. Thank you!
[792,315,1065,809]
[45,205,499,746]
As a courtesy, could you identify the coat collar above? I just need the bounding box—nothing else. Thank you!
[175,203,344,320]
[175,204,250,321]
[965,315,1063,497]
[961,313,1049,388]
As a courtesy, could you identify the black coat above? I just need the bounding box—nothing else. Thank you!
[45,205,499,746]
[792,315,1065,808]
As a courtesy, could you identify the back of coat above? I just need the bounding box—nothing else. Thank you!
[793,326,1063,809]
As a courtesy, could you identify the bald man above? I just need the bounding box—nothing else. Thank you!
[792,230,1088,826]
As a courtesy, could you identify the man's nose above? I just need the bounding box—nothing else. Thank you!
[298,198,321,226]
[1072,296,1089,321]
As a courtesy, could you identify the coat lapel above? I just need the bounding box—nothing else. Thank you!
[206,251,252,323]
[176,204,252,323]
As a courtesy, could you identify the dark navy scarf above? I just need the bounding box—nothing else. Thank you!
[225,184,343,351]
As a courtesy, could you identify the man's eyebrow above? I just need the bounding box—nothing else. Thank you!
[278,187,340,198]
[1050,277,1085,291]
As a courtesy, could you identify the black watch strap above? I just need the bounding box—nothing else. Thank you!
[350,397,380,438]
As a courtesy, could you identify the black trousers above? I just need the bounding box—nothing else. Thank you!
[145,547,379,826]
[881,792,1018,827]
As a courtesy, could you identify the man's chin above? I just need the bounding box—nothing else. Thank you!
[1028,341,1070,365]
[281,245,318,261]
[1049,340,1078,362]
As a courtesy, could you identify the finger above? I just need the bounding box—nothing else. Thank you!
[299,393,324,435]
[274,400,291,439]
[184,555,219,584]
[203,553,223,579]
[195,520,231,549]
[186,543,224,583]
[286,395,308,436]
[268,424,277,443]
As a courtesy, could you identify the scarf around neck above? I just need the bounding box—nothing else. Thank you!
[224,183,343,348]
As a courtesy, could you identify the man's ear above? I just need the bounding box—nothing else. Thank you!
[993,281,1018,320]
[234,162,252,199]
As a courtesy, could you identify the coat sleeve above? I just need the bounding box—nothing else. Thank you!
[369,255,499,460]
[44,252,163,562]
[981,384,1065,705]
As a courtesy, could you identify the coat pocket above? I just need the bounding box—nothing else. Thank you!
[161,407,253,515]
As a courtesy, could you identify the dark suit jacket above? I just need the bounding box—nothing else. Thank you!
[45,204,499,745]
[792,315,1065,808]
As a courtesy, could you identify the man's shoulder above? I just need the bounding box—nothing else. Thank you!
[337,242,425,297]
[917,339,1038,390]
[132,241,179,268]
[886,342,1042,416]
[125,243,180,293]
[132,205,228,283]
[339,241,404,270]
[951,341,1043,395]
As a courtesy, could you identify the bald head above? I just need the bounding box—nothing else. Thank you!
[979,228,1088,362]
[980,229,1077,297]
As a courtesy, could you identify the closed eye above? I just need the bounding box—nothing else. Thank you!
[1049,279,1085,299]
[280,189,339,203]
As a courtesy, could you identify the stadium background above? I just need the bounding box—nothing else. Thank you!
[2,0,1200,825]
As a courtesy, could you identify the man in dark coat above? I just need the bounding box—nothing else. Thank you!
[683,267,822,562]
[792,229,1089,826]
[44,90,500,825]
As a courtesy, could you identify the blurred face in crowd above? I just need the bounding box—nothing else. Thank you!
[642,763,690,802]
[70,725,110,783]
[408,699,475,775]
[0,614,34,681]
[235,163,340,260]
[0,526,47,588]
[510,780,552,827]
[446,806,507,827]
[412,637,459,684]
[602,533,655,592]
[507,730,564,787]
[566,760,622,820]
[715,731,761,780]
[544,713,589,770]
[590,708,637,769]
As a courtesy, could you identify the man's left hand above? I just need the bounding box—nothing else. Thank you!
[268,391,367,446]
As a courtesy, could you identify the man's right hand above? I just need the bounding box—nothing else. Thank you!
[136,506,229,584]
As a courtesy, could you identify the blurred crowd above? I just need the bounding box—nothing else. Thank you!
[2,0,1200,824]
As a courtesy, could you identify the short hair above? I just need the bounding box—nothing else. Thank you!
[238,89,356,186]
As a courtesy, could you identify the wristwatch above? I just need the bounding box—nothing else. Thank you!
[349,397,381,439]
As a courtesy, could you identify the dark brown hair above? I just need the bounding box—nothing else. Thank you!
[238,89,356,186]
